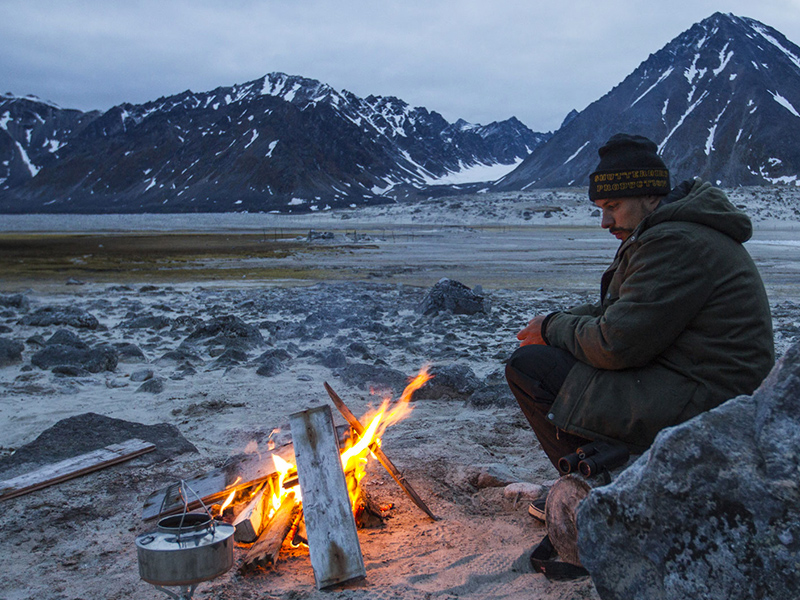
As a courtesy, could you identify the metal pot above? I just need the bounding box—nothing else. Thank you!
[136,513,235,587]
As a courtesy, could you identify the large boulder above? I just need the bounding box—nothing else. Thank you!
[417,278,490,316]
[577,341,800,600]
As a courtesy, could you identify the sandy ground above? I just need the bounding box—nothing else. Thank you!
[1,192,798,600]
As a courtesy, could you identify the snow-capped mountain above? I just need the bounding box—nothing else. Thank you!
[496,12,800,190]
[0,75,546,213]
[0,94,99,189]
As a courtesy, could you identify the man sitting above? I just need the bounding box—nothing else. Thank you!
[505,134,774,497]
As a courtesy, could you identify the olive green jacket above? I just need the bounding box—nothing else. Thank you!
[544,180,774,452]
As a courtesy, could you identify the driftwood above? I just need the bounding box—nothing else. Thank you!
[0,438,155,501]
[289,406,366,589]
[324,381,437,520]
[233,486,267,543]
[242,492,300,570]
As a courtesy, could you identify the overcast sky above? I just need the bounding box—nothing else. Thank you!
[2,0,800,132]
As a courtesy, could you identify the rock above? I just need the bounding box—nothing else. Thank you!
[417,278,490,316]
[0,337,24,367]
[577,341,800,600]
[155,349,202,366]
[475,463,516,488]
[256,356,284,377]
[20,306,99,329]
[503,482,546,501]
[468,384,516,408]
[31,344,118,373]
[211,348,249,369]
[115,342,147,363]
[130,369,154,382]
[0,412,197,479]
[335,363,408,394]
[420,363,481,399]
[346,341,372,359]
[136,377,165,394]
[0,294,28,310]
[0,325,12,334]
[45,329,88,349]
[317,348,347,369]
[186,315,264,349]
[52,365,90,377]
[255,348,293,362]
[118,315,172,330]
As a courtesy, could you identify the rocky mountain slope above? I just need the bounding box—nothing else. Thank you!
[0,75,546,213]
[495,12,800,190]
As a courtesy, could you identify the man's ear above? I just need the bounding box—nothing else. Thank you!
[644,195,662,212]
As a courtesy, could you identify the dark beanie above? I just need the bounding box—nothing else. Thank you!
[588,134,670,201]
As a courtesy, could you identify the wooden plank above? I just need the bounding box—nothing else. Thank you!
[324,382,437,520]
[241,492,300,569]
[289,405,366,589]
[233,487,268,543]
[0,438,155,501]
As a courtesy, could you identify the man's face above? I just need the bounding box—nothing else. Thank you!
[594,196,660,242]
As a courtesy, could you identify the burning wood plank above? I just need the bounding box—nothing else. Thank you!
[140,443,294,521]
[324,381,437,520]
[289,405,366,589]
[141,427,348,521]
[0,438,155,501]
[233,486,267,543]
[242,492,300,570]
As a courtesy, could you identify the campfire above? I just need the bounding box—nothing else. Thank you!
[136,367,434,598]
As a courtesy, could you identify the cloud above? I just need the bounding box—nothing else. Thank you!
[1,0,800,131]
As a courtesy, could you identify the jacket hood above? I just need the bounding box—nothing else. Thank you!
[641,179,752,243]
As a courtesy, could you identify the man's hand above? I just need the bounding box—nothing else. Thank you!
[517,315,547,346]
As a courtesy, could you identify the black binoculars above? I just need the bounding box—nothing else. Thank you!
[557,441,630,477]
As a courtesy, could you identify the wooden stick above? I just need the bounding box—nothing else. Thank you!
[290,406,366,589]
[0,439,155,501]
[242,492,300,570]
[324,382,437,520]
[233,486,267,543]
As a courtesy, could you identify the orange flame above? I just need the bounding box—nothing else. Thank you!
[217,475,241,516]
[265,453,301,521]
[340,365,432,511]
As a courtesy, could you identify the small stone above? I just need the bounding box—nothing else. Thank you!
[503,482,546,501]
[130,369,154,382]
[136,378,165,394]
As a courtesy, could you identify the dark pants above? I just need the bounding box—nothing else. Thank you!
[505,345,592,469]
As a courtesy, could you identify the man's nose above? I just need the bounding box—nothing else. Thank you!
[600,210,614,228]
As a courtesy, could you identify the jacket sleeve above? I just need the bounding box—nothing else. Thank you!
[544,228,713,370]
[563,303,603,317]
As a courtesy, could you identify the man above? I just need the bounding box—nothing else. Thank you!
[505,133,775,479]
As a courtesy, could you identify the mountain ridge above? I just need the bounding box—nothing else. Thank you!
[0,73,546,213]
